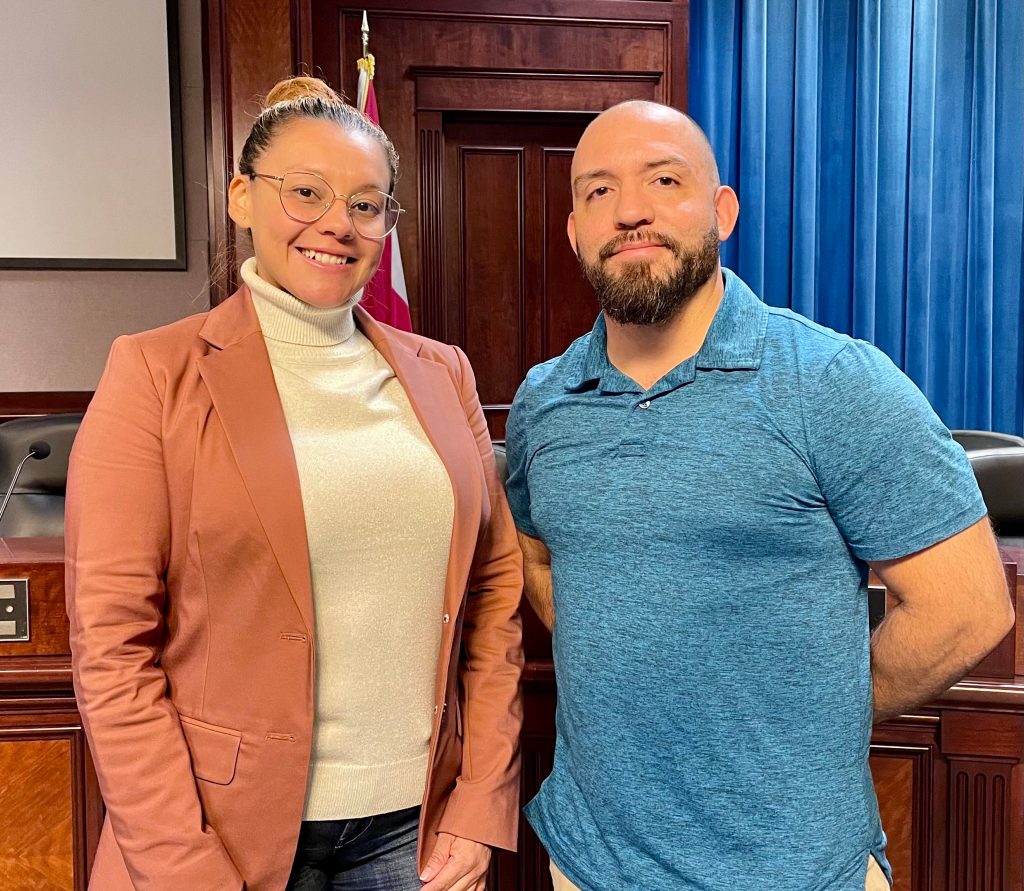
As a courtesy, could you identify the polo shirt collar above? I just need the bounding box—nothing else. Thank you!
[564,267,769,394]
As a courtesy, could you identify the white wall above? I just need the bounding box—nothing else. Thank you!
[0,0,209,392]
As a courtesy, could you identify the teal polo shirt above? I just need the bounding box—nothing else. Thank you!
[504,269,985,891]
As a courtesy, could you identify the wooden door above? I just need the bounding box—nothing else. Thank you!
[441,114,597,438]
[302,2,687,430]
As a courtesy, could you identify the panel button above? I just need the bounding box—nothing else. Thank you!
[0,579,29,641]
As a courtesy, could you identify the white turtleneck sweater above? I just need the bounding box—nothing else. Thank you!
[241,258,455,820]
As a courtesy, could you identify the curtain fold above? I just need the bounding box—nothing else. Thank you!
[690,0,1024,434]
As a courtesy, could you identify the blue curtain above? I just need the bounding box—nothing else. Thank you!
[690,0,1024,434]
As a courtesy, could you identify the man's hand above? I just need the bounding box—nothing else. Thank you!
[518,531,554,632]
[870,516,1014,723]
[419,832,491,891]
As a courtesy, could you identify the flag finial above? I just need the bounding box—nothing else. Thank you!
[361,11,369,58]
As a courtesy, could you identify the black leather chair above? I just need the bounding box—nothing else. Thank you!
[968,446,1024,548]
[952,429,1024,452]
[0,413,83,537]
[492,440,508,485]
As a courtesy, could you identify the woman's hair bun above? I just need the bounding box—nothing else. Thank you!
[264,76,343,109]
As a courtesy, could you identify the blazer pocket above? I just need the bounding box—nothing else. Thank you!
[179,714,242,786]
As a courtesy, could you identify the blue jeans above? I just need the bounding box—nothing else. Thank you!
[285,805,422,891]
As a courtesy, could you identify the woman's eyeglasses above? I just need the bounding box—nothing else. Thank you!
[251,172,403,239]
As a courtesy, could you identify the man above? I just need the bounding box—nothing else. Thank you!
[504,101,1014,891]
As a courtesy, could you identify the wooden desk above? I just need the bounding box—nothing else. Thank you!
[1,539,1021,891]
[0,537,102,891]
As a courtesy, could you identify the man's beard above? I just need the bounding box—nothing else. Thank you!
[579,226,721,326]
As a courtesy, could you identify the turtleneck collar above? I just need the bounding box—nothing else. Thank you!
[241,256,362,347]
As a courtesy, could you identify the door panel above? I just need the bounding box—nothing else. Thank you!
[443,116,597,437]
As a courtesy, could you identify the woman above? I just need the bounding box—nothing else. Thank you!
[66,77,524,891]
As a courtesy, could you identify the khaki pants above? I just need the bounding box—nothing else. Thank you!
[550,854,891,890]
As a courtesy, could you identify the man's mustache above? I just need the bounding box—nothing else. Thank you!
[598,230,683,262]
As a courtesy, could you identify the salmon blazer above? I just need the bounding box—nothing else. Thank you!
[66,286,524,891]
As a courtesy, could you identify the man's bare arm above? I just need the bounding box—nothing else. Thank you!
[869,516,1014,723]
[518,531,554,632]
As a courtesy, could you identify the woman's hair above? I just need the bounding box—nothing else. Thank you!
[237,76,399,191]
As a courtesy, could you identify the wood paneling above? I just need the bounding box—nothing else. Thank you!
[0,541,102,891]
[317,4,683,332]
[948,765,1012,891]
[871,740,936,891]
[969,562,1020,680]
[0,558,68,659]
[0,539,71,693]
[455,147,524,409]
[940,708,1024,891]
[0,701,104,891]
[515,668,557,891]
[418,112,446,338]
[439,116,596,436]
[415,69,661,114]
[542,148,599,358]
[942,710,1024,761]
[204,0,301,303]
[0,393,92,425]
[0,736,73,889]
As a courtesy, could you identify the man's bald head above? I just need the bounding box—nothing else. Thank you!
[572,101,721,194]
[565,99,738,327]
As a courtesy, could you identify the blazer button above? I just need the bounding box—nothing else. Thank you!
[442,613,450,624]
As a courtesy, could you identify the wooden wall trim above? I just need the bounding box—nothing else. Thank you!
[204,0,232,304]
[293,0,314,69]
[409,66,665,78]
[338,8,671,28]
[203,0,235,306]
[417,111,445,340]
[0,393,92,421]
[202,0,303,305]
[870,743,936,890]
[415,69,664,113]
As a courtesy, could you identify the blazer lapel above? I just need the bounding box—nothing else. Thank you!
[356,308,483,619]
[197,288,314,633]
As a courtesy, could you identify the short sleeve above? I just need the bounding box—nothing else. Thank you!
[504,378,539,538]
[804,341,987,561]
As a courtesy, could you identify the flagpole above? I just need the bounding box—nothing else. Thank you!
[353,9,414,331]
[356,11,372,115]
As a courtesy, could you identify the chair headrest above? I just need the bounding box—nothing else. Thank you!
[968,446,1024,535]
[0,413,83,494]
[952,429,1024,451]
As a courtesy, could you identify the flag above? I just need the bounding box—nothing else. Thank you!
[357,52,413,332]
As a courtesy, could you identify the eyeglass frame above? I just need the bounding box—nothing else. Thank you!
[249,171,404,239]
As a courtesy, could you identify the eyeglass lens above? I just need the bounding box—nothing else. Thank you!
[277,172,399,237]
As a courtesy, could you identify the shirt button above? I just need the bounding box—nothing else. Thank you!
[639,400,652,409]
[442,613,450,624]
